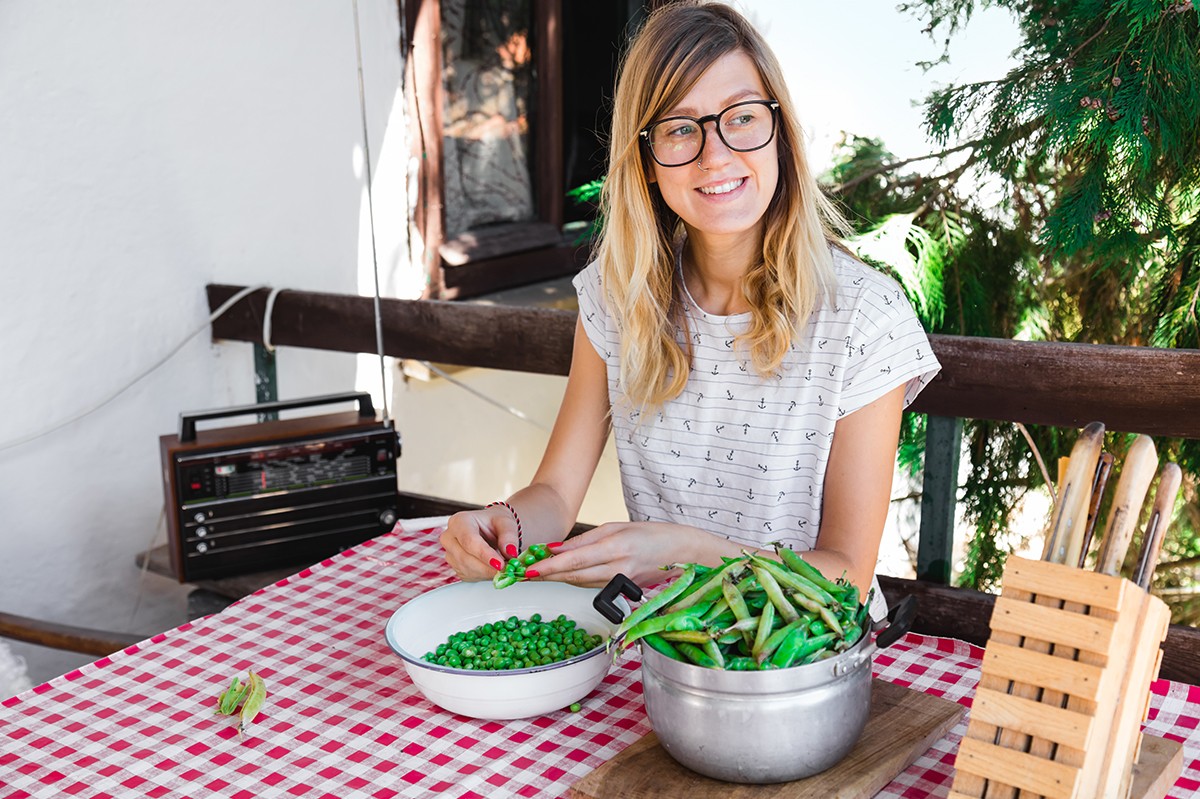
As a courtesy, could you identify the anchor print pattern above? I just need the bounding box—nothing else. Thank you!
[571,246,941,552]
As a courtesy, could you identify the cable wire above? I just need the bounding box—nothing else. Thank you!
[352,0,391,421]
[0,284,268,454]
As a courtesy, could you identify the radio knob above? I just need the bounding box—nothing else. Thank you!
[196,542,209,554]
[193,512,206,523]
[196,526,208,538]
[379,509,397,528]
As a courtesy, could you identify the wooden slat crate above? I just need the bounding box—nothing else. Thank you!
[949,556,1178,799]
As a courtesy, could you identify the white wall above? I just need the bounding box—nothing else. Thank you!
[0,0,412,679]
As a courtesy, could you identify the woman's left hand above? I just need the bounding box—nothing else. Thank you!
[526,521,703,588]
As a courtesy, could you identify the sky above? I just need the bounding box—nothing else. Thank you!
[745,1,1022,171]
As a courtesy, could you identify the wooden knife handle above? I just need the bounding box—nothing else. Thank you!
[1133,463,1183,589]
[1042,422,1105,565]
[1095,435,1159,576]
[1079,452,1115,568]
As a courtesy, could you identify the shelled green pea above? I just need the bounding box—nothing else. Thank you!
[423,613,604,671]
[493,543,553,588]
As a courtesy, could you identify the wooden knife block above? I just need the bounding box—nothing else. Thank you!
[949,556,1177,799]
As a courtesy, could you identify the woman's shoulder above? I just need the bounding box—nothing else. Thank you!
[828,244,906,297]
[574,259,603,288]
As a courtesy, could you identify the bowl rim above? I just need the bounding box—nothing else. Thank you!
[384,580,618,678]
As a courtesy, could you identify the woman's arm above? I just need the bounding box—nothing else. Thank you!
[805,383,907,593]
[440,315,611,577]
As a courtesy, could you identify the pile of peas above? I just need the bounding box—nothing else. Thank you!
[424,613,604,671]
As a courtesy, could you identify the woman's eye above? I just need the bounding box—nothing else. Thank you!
[666,123,698,138]
[729,113,756,126]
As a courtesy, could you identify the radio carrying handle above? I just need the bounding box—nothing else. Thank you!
[178,392,377,443]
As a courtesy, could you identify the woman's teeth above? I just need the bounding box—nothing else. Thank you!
[698,178,745,195]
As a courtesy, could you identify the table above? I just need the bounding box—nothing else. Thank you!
[3,526,1199,798]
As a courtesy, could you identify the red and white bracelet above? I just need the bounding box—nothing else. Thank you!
[486,500,523,550]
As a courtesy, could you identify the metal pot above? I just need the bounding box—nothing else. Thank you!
[596,577,916,784]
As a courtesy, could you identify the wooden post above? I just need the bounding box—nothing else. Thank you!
[918,414,962,584]
[253,343,278,422]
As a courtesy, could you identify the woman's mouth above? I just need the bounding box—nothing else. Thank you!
[697,178,746,196]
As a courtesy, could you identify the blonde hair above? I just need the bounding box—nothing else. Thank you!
[594,0,849,410]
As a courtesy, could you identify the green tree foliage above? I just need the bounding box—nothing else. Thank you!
[826,2,1200,607]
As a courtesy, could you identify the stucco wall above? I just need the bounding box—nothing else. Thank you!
[0,0,411,682]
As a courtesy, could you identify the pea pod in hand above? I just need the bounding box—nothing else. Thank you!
[493,543,554,589]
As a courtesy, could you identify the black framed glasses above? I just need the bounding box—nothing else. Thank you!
[640,99,780,167]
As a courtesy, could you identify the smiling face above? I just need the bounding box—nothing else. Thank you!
[645,49,779,253]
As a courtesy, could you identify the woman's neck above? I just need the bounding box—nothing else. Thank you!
[681,228,761,316]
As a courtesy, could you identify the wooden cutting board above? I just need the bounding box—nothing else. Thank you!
[568,679,964,799]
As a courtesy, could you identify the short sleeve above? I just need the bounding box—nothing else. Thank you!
[840,270,941,414]
[572,261,608,358]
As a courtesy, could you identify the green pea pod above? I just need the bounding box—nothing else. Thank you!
[783,632,839,667]
[755,615,812,664]
[789,591,845,638]
[658,630,716,644]
[493,572,520,589]
[676,642,719,669]
[701,597,730,624]
[742,589,768,612]
[721,578,753,623]
[237,671,267,741]
[749,554,839,608]
[529,543,550,560]
[840,623,864,650]
[615,565,698,638]
[749,564,800,623]
[641,633,686,662]
[620,609,706,650]
[216,677,248,715]
[725,656,761,671]
[665,558,746,613]
[769,626,811,668]
[701,638,725,669]
[707,609,737,629]
[751,600,775,660]
[773,544,844,595]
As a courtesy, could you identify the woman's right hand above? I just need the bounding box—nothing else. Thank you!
[439,507,521,581]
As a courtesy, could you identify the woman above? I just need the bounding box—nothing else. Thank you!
[440,1,940,613]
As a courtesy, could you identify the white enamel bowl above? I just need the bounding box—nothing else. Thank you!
[384,580,626,720]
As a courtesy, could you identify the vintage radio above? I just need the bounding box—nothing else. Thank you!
[160,392,400,581]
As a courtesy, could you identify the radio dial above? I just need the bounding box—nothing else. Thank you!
[196,527,208,538]
[196,542,209,554]
[379,509,397,528]
[193,512,206,523]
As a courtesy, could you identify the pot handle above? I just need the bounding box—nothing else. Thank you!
[874,594,918,650]
[593,573,643,624]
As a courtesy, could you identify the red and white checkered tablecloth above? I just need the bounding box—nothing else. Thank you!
[3,526,1200,798]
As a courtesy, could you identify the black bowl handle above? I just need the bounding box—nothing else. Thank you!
[593,573,642,624]
[875,594,918,650]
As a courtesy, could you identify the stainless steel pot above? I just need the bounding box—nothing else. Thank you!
[596,578,916,784]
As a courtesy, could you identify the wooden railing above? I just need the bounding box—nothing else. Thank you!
[203,283,1200,683]
[206,284,1200,437]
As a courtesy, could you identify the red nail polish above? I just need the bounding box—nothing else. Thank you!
[525,569,540,579]
[547,542,564,550]
[506,544,517,557]
[490,558,503,571]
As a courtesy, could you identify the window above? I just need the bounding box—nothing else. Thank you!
[404,0,649,299]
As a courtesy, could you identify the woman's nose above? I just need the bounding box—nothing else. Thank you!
[697,119,733,169]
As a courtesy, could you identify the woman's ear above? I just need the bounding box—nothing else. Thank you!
[644,157,657,185]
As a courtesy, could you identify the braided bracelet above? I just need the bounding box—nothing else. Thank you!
[486,501,523,551]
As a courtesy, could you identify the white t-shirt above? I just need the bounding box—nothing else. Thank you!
[573,246,941,613]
